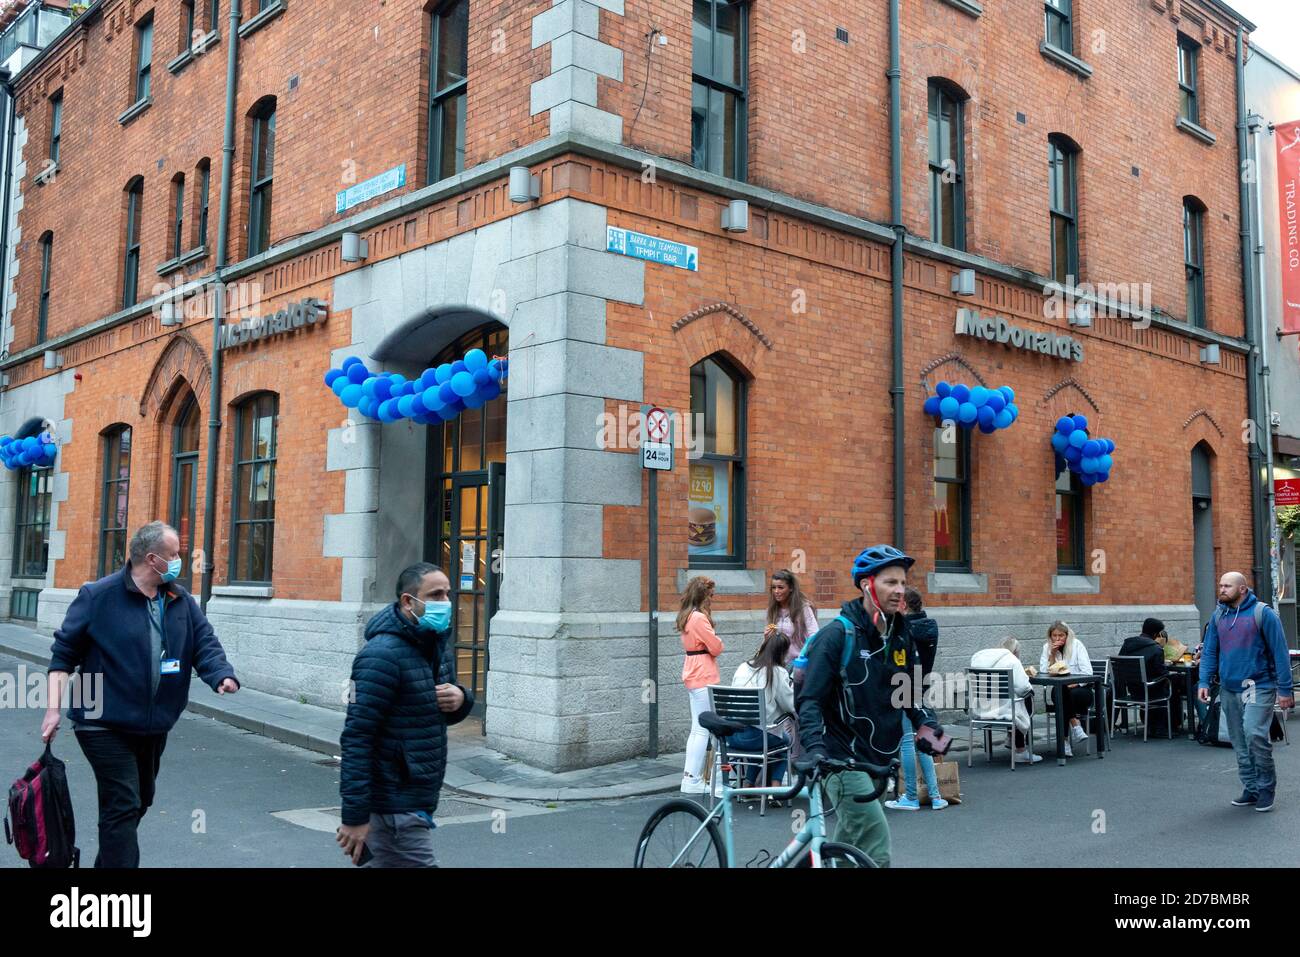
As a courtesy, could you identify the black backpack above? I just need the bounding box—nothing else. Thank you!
[1196,683,1232,748]
[4,743,79,868]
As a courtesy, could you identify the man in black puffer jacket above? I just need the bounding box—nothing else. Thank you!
[336,563,473,867]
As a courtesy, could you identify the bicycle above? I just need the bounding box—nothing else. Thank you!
[632,748,898,868]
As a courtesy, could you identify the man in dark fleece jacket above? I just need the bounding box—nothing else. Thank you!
[1198,573,1294,813]
[41,520,239,868]
[337,563,473,867]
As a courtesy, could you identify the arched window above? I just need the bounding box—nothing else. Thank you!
[230,392,278,583]
[928,80,966,251]
[689,354,747,567]
[37,231,52,344]
[427,0,468,184]
[99,425,132,576]
[1054,450,1084,572]
[123,177,143,308]
[1048,134,1079,284]
[248,98,276,256]
[1184,196,1206,328]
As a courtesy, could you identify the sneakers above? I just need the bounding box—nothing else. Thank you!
[929,797,949,810]
[680,775,709,795]
[1230,791,1258,807]
[1255,792,1275,813]
[885,795,921,811]
[1014,749,1044,764]
[1070,724,1089,745]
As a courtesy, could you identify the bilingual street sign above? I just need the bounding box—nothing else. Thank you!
[336,164,407,214]
[607,227,698,271]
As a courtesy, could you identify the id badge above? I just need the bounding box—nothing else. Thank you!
[161,658,181,675]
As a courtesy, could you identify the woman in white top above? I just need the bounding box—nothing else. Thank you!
[1039,620,1093,756]
[970,637,1042,764]
[724,631,796,788]
[766,569,819,666]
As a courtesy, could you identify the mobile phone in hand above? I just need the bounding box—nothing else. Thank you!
[915,724,953,756]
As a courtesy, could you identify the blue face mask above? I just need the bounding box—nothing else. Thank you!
[408,596,452,633]
[155,555,183,583]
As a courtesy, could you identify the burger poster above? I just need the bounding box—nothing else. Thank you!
[688,462,730,556]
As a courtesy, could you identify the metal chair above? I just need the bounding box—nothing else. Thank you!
[965,668,1033,769]
[1109,655,1172,741]
[705,685,790,816]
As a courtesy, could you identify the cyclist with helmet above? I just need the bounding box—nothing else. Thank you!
[795,544,944,867]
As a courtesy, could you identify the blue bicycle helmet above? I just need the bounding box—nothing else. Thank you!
[851,544,915,587]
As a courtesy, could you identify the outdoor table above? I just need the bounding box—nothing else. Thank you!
[1165,661,1200,739]
[1029,672,1107,765]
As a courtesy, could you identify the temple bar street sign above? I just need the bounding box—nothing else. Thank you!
[218,298,329,350]
[955,307,1083,362]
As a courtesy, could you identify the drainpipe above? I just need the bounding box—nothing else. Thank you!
[888,0,905,549]
[0,70,16,373]
[199,0,241,612]
[1249,111,1277,606]
[1235,27,1267,603]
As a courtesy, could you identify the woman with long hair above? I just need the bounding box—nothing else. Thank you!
[723,630,795,791]
[678,576,722,793]
[1039,620,1093,756]
[765,569,818,665]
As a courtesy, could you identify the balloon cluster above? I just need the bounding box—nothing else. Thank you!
[0,432,57,470]
[922,382,1020,434]
[1051,415,1116,486]
[323,350,508,424]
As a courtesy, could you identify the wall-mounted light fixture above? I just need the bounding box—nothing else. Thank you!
[1199,343,1221,365]
[950,268,976,296]
[720,199,749,233]
[341,232,369,263]
[509,166,540,204]
[43,350,63,370]
[1068,301,1093,327]
[160,298,182,326]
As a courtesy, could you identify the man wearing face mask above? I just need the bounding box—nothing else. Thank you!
[337,563,473,866]
[41,520,240,867]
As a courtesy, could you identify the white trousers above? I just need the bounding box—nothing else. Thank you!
[683,687,711,780]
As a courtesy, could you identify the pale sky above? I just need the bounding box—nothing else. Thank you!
[1231,0,1300,75]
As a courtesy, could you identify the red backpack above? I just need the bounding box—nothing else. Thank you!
[4,744,79,868]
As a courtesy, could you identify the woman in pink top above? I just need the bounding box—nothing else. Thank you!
[677,576,722,793]
[766,569,819,666]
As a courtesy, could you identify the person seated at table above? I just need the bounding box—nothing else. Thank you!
[722,630,795,793]
[1119,617,1178,733]
[1040,621,1093,757]
[970,637,1041,764]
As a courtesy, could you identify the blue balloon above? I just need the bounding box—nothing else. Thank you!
[464,349,488,373]
[939,396,960,420]
[497,359,508,378]
[923,396,942,417]
[977,406,996,428]
[978,421,997,434]
[1106,439,1116,454]
[436,405,459,422]
[970,386,989,407]
[418,368,438,391]
[357,396,374,418]
[24,437,39,452]
[0,436,10,447]
[422,387,446,411]
[340,384,363,408]
[409,391,427,414]
[347,363,370,384]
[957,402,977,424]
[985,393,1006,413]
[451,371,476,397]
[951,384,971,403]
[1051,432,1069,453]
[1007,404,1018,420]
[397,395,416,418]
[993,409,1013,430]
[1068,429,1087,449]
[462,393,486,410]
[377,400,394,420]
[1080,473,1097,486]
[373,378,392,401]
[1081,457,1097,473]
[1100,454,1113,472]
[480,380,502,402]
[1056,416,1075,434]
[472,369,493,390]
[1096,471,1109,483]
[451,360,468,376]
[1072,414,1088,432]
[435,363,454,384]
[1083,440,1101,458]
[342,356,363,371]
[935,381,952,398]
[42,444,56,461]
[1000,386,1015,404]
[331,377,349,397]
[439,382,457,405]
[1064,445,1082,463]
[487,359,501,378]
[324,369,343,387]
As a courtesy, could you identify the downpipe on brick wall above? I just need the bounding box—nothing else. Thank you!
[888,0,905,549]
[200,0,243,613]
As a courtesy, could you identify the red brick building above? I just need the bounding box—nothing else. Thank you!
[0,0,1260,768]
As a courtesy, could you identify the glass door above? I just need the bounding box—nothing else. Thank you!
[445,465,503,720]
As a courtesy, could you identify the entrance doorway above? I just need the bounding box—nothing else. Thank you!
[170,394,201,592]
[1191,442,1215,626]
[426,325,507,726]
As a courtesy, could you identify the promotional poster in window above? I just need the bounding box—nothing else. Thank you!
[688,461,729,557]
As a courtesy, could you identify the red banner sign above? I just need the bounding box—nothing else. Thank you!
[1276,119,1300,336]
[1278,478,1300,507]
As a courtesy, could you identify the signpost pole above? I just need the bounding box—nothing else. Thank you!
[648,465,659,759]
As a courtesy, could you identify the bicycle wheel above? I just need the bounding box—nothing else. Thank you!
[633,799,728,868]
[818,840,876,868]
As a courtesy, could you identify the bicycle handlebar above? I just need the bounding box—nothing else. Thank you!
[773,757,900,803]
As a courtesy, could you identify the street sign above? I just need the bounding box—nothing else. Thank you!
[645,406,670,443]
[642,442,672,470]
[607,227,699,271]
[1277,478,1300,507]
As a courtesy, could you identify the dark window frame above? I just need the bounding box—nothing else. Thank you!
[426,0,468,185]
[1054,453,1086,573]
[197,159,211,247]
[13,465,52,580]
[171,173,186,258]
[183,0,196,49]
[229,392,278,584]
[48,90,62,165]
[135,14,153,103]
[123,178,143,309]
[690,0,749,181]
[211,0,221,32]
[37,232,52,344]
[933,425,972,571]
[1044,0,1072,54]
[248,101,276,256]
[927,80,966,251]
[1177,33,1199,124]
[98,426,132,577]
[688,354,748,570]
[1048,135,1079,284]
[1184,197,1205,328]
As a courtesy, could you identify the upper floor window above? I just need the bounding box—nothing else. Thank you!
[248,99,276,256]
[1184,196,1206,328]
[48,91,62,165]
[182,0,196,48]
[427,0,468,184]
[38,232,52,344]
[933,425,971,569]
[691,0,748,180]
[1048,134,1079,284]
[99,426,132,577]
[135,14,154,103]
[196,159,211,248]
[928,80,966,251]
[1055,456,1085,573]
[211,0,221,32]
[1044,0,1072,54]
[689,354,747,567]
[231,393,278,583]
[1177,33,1199,124]
[123,177,143,309]
[171,173,186,259]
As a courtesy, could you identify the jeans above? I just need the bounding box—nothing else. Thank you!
[74,729,167,868]
[823,770,890,867]
[721,727,789,785]
[683,687,711,780]
[363,812,438,867]
[898,714,939,801]
[1220,687,1277,796]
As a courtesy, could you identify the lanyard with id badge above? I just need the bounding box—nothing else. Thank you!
[154,594,181,676]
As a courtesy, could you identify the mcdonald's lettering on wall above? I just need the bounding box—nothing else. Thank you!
[218,298,329,350]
